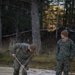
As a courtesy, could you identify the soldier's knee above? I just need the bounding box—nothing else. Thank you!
[56,69,61,73]
[14,66,20,70]
[56,67,62,75]
[64,69,69,73]
[64,66,69,72]
[13,63,20,70]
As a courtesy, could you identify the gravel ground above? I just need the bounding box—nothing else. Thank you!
[0,67,75,75]
[0,67,55,75]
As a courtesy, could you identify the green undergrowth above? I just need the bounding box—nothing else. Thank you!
[0,50,75,72]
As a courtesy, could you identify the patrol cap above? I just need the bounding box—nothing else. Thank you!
[61,30,69,37]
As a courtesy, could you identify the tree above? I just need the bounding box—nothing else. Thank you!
[15,8,20,43]
[31,0,41,52]
[0,0,2,47]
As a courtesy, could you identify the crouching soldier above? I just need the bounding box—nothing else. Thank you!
[11,43,36,75]
[56,30,75,75]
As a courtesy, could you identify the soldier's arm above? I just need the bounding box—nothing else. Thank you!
[24,54,34,67]
[56,42,60,56]
[56,41,60,60]
[70,41,75,60]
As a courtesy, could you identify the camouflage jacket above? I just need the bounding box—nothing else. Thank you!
[11,43,34,65]
[56,38,75,60]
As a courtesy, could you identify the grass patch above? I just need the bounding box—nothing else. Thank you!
[29,54,56,70]
[32,54,55,63]
[0,50,14,66]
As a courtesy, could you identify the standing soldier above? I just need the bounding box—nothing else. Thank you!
[11,43,36,75]
[56,30,75,75]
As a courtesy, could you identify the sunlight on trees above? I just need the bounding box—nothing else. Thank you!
[42,4,65,32]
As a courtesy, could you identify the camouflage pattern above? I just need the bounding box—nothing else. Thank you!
[11,43,34,75]
[56,38,75,75]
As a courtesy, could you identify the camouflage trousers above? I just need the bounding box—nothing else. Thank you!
[56,60,70,75]
[13,59,28,75]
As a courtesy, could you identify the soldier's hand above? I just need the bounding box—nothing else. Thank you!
[12,54,15,57]
[21,65,25,69]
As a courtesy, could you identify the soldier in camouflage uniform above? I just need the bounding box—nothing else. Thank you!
[11,43,36,75]
[56,30,75,75]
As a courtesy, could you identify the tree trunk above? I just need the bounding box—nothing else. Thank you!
[0,1,2,47]
[31,0,41,52]
[15,9,20,43]
[15,24,19,43]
